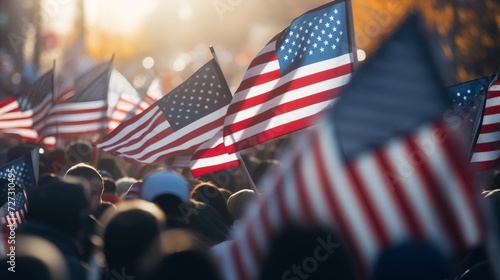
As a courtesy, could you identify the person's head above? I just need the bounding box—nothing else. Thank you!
[65,163,103,213]
[26,180,89,238]
[191,182,232,225]
[115,177,138,198]
[99,200,166,277]
[103,178,117,195]
[259,225,356,280]
[0,236,69,280]
[218,188,232,203]
[65,140,93,166]
[141,170,190,222]
[227,189,257,221]
[373,241,454,280]
[138,229,220,280]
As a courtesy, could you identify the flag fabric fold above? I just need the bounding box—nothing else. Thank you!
[94,59,233,164]
[41,60,112,138]
[222,0,355,154]
[190,129,240,178]
[107,69,147,130]
[470,74,500,170]
[213,14,486,280]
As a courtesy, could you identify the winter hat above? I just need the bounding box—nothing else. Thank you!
[142,171,190,203]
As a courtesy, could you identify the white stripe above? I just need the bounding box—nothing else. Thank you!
[50,100,107,112]
[417,128,480,246]
[113,106,228,162]
[356,153,408,242]
[190,153,238,170]
[480,113,500,126]
[41,122,105,134]
[233,53,353,103]
[224,99,335,147]
[0,99,19,115]
[97,107,163,149]
[301,137,333,226]
[318,122,378,265]
[0,118,33,128]
[239,41,277,80]
[489,85,500,91]
[385,137,451,252]
[475,130,500,143]
[484,96,500,108]
[0,129,38,138]
[471,150,500,162]
[43,110,106,125]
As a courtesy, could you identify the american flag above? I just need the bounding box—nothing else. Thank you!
[470,74,500,170]
[213,15,485,280]
[95,59,233,164]
[446,75,495,159]
[107,69,148,130]
[41,61,112,138]
[0,149,37,227]
[190,129,239,178]
[142,77,164,107]
[223,0,355,154]
[15,70,54,134]
[0,71,56,148]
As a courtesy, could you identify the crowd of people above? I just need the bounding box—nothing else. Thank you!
[0,138,499,280]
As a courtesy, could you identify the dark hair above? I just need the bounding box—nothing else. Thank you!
[103,178,117,194]
[65,140,93,165]
[191,182,232,225]
[65,163,103,182]
[26,181,88,237]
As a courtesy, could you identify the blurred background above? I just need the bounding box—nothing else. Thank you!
[0,0,499,97]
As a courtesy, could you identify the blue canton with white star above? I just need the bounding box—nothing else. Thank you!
[277,1,350,76]
[447,75,495,108]
[0,152,37,193]
[158,60,232,131]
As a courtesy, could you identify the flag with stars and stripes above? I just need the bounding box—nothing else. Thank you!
[223,0,355,154]
[446,74,495,159]
[41,60,112,138]
[470,73,500,170]
[94,59,233,164]
[107,69,148,131]
[214,14,486,280]
[0,149,37,228]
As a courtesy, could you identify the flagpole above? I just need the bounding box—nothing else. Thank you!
[345,0,359,70]
[209,46,260,193]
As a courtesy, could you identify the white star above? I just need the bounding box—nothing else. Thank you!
[456,92,460,96]
[284,55,289,60]
[463,96,467,100]
[214,100,218,104]
[280,46,285,51]
[308,22,313,26]
[303,47,307,51]
[319,19,323,23]
[324,40,329,45]
[332,45,336,50]
[321,30,326,35]
[285,38,290,43]
[198,97,202,100]
[315,25,319,30]
[173,101,176,104]
[334,9,338,14]
[325,23,330,28]
[329,16,334,21]
[299,26,303,31]
[291,41,296,46]
[320,47,325,52]
[340,31,343,35]
[204,105,209,109]
[313,43,318,48]
[301,36,305,41]
[206,98,210,102]
[317,36,322,41]
[309,50,313,55]
[328,33,333,39]
[467,89,471,93]
[337,20,341,25]
[307,39,311,44]
[333,27,337,32]
[288,48,292,53]
[289,31,294,36]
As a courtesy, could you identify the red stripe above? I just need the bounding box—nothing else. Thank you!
[436,123,484,245]
[244,39,279,71]
[128,116,225,163]
[236,68,281,92]
[476,122,500,134]
[483,104,500,116]
[192,142,226,159]
[473,140,500,153]
[345,162,390,248]
[311,131,369,277]
[404,136,465,249]
[231,243,249,280]
[96,106,162,149]
[294,155,315,224]
[374,149,425,239]
[472,159,497,171]
[228,113,324,153]
[190,160,239,178]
